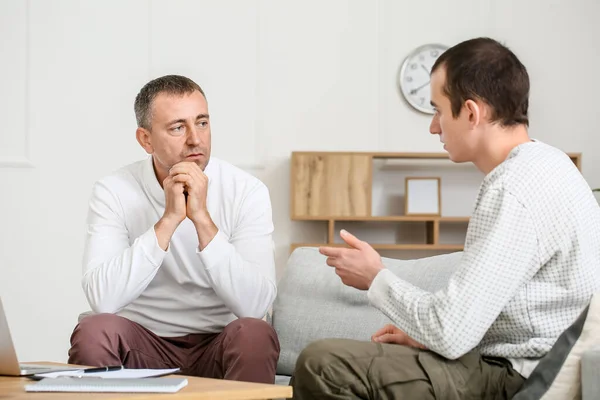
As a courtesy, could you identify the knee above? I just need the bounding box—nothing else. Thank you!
[295,339,335,377]
[71,313,129,345]
[224,318,280,359]
[69,314,132,365]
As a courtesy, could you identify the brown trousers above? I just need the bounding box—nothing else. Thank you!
[68,314,280,384]
[291,339,526,400]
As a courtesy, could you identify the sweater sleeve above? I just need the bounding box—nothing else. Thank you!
[81,181,167,314]
[196,182,276,319]
[368,189,541,359]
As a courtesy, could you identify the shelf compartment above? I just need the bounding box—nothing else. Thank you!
[290,243,464,252]
[291,153,372,219]
[291,216,470,222]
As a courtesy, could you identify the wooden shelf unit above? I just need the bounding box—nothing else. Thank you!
[290,151,582,253]
[290,242,466,252]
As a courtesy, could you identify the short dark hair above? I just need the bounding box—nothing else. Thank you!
[134,75,206,130]
[431,37,529,127]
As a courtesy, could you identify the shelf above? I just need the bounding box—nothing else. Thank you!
[371,152,454,159]
[290,151,451,158]
[291,216,470,222]
[290,243,465,252]
[290,151,582,254]
[291,151,581,162]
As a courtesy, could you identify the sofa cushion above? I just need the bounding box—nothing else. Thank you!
[275,374,291,386]
[581,348,600,400]
[513,293,600,400]
[272,247,461,376]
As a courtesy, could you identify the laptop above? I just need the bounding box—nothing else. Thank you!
[0,297,78,376]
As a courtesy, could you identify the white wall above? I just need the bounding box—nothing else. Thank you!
[1,0,599,362]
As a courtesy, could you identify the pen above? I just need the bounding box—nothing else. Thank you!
[84,365,124,373]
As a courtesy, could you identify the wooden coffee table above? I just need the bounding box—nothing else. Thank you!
[0,362,292,400]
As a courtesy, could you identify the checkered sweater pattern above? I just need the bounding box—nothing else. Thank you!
[368,141,600,377]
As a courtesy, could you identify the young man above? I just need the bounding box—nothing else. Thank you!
[68,75,279,383]
[292,38,600,399]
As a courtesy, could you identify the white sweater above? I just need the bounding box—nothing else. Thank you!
[81,156,277,337]
[369,141,600,377]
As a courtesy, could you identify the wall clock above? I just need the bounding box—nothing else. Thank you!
[398,43,448,114]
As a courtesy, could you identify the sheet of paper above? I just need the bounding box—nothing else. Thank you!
[33,368,180,379]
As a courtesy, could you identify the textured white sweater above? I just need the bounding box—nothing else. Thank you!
[369,141,600,377]
[81,156,277,337]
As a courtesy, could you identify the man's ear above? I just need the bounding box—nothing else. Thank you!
[464,99,481,128]
[136,127,154,154]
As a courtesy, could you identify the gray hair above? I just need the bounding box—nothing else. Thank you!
[134,75,206,130]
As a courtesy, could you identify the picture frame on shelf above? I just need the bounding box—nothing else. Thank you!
[405,177,441,216]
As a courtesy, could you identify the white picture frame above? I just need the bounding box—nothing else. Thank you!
[405,177,441,216]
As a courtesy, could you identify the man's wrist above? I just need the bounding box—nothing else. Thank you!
[367,264,385,289]
[154,216,181,251]
[158,215,182,232]
[192,211,218,250]
[191,210,212,227]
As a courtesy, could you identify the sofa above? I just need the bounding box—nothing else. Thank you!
[270,247,600,399]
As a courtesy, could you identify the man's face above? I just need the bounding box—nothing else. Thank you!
[143,90,211,174]
[429,67,476,163]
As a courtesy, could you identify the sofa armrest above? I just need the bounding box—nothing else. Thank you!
[581,347,600,400]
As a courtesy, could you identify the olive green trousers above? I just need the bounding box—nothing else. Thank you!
[291,339,525,400]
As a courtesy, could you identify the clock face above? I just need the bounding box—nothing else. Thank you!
[398,44,448,114]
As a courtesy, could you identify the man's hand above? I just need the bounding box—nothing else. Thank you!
[319,230,384,290]
[371,324,427,349]
[154,175,187,250]
[162,175,187,223]
[168,162,210,223]
[169,161,217,250]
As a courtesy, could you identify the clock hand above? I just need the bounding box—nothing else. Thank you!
[410,81,430,95]
[421,64,430,76]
